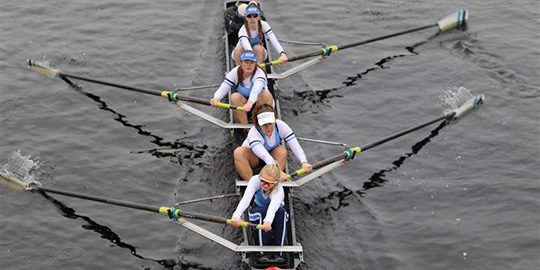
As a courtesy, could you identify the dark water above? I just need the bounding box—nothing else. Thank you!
[1,0,539,269]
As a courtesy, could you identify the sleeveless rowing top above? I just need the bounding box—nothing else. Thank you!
[236,77,254,99]
[257,124,280,151]
[254,186,271,208]
[250,35,260,47]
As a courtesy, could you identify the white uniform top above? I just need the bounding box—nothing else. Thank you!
[242,119,308,165]
[238,21,284,54]
[213,65,267,103]
[232,174,284,223]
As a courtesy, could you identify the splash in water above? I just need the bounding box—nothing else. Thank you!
[2,150,41,186]
[439,86,474,115]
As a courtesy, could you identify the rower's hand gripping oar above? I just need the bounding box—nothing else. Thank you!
[0,172,264,229]
[261,9,468,68]
[287,94,484,179]
[27,59,243,111]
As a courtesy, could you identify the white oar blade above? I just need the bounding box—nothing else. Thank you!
[27,59,59,78]
[447,94,485,124]
[0,172,27,191]
[438,9,468,32]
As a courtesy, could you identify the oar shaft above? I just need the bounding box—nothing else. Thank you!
[36,186,159,213]
[288,153,346,178]
[62,73,242,110]
[61,73,242,110]
[337,24,437,51]
[360,115,447,152]
[60,73,161,97]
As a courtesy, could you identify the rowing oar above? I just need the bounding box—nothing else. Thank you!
[0,172,263,229]
[260,9,468,68]
[27,59,243,111]
[287,94,484,179]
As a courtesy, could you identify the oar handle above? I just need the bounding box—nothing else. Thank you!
[161,91,243,111]
[286,147,361,179]
[159,207,264,229]
[260,45,338,68]
[226,219,266,230]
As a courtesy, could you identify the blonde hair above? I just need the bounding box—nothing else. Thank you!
[259,164,281,192]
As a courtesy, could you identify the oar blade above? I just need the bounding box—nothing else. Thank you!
[0,172,27,191]
[446,94,485,124]
[438,9,468,32]
[27,59,59,78]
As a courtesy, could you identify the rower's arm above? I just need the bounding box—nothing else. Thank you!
[247,70,267,103]
[232,177,259,218]
[250,141,275,165]
[238,25,253,52]
[278,121,308,163]
[262,21,284,55]
[264,186,285,223]
[213,67,238,100]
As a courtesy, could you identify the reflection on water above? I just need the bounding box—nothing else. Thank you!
[317,121,446,210]
[57,76,209,165]
[443,32,540,98]
[39,191,186,269]
[290,33,440,112]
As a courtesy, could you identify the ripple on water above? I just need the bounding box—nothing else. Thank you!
[508,84,540,99]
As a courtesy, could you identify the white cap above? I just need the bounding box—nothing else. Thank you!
[237,4,248,17]
[257,112,275,126]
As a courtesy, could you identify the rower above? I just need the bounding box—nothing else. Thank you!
[234,104,312,181]
[230,164,287,264]
[232,1,288,65]
[210,51,273,123]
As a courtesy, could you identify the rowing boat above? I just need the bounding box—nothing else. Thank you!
[224,1,302,269]
[18,5,480,270]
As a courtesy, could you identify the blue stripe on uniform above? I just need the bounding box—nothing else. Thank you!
[284,133,296,142]
[255,77,267,83]
[250,140,263,148]
[224,78,235,86]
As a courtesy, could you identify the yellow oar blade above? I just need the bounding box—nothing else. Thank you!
[438,9,468,32]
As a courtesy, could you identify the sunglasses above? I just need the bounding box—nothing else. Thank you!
[259,175,277,187]
[246,14,259,19]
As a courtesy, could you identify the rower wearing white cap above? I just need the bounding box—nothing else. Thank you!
[233,2,288,65]
[234,104,312,181]
[210,51,273,124]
